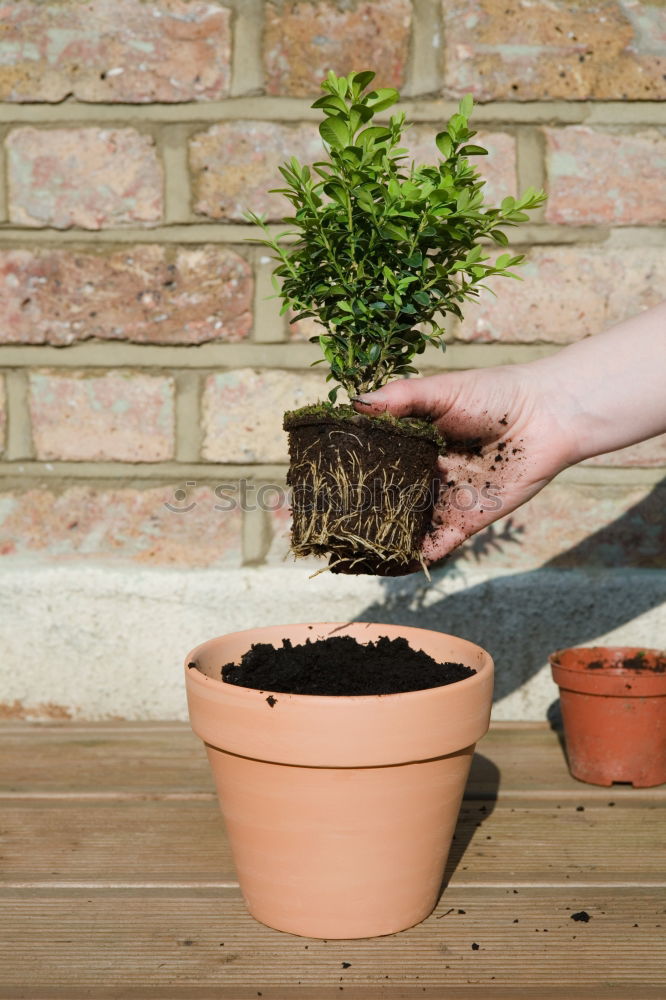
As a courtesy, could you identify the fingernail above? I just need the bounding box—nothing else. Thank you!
[351,392,384,404]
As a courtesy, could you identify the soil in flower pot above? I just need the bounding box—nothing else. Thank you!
[283,404,444,576]
[220,634,476,696]
[586,651,666,673]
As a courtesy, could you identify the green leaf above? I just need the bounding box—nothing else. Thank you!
[366,88,399,112]
[311,94,348,114]
[489,229,509,246]
[319,116,349,148]
[353,70,376,91]
[323,181,348,206]
[435,132,453,158]
[381,222,409,240]
[349,103,373,131]
[357,125,392,145]
[458,94,474,118]
[459,144,488,156]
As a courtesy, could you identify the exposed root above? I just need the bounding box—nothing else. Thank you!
[289,446,433,573]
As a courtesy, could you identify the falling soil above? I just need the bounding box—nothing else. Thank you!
[284,405,442,576]
[221,634,476,696]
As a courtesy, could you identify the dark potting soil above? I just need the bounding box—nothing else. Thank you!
[221,634,476,696]
[587,653,666,672]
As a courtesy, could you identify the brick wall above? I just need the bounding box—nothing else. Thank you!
[0,0,664,720]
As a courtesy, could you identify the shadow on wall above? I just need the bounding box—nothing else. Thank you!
[355,477,666,705]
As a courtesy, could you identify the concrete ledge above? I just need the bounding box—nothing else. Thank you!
[0,564,663,722]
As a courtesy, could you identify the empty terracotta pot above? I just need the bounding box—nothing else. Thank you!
[550,646,666,788]
[185,622,493,939]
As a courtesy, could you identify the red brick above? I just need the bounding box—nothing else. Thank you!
[457,246,666,344]
[0,246,252,346]
[0,485,241,567]
[545,127,666,225]
[7,127,163,229]
[442,0,666,101]
[263,0,411,97]
[29,371,174,462]
[190,121,324,222]
[0,0,231,103]
[202,369,328,462]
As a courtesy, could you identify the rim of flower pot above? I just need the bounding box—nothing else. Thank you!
[185,622,494,768]
[550,645,666,698]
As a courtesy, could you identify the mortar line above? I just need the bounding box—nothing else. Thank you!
[0,462,662,486]
[251,245,287,343]
[241,502,271,566]
[0,342,560,371]
[229,0,264,97]
[516,126,547,223]
[2,223,648,246]
[173,370,203,463]
[0,123,9,223]
[4,370,34,461]
[0,99,663,125]
[404,0,442,99]
[160,123,195,225]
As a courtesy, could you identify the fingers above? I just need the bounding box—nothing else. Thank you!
[352,374,460,422]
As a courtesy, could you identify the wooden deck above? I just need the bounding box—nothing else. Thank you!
[1,721,664,999]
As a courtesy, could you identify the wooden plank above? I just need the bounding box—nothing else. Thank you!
[1,722,663,801]
[0,887,663,997]
[0,724,216,796]
[1,798,664,887]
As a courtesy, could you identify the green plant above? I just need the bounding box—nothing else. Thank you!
[249,70,545,400]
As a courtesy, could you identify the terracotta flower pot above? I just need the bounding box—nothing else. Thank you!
[185,622,493,939]
[550,646,666,788]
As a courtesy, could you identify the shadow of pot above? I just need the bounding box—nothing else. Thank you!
[550,646,666,788]
[185,622,493,939]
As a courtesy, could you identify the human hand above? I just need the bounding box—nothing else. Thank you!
[353,363,576,566]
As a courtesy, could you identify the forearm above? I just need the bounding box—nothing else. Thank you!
[530,302,666,465]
